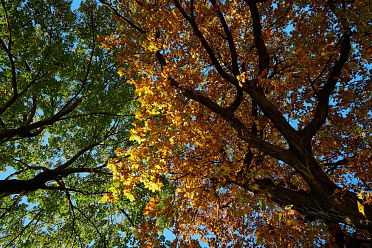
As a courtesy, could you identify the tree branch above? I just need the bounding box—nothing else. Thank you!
[119,208,136,228]
[74,206,107,247]
[63,187,82,246]
[241,83,299,147]
[43,186,108,195]
[323,156,354,173]
[0,44,52,116]
[0,163,109,198]
[5,210,43,247]
[98,0,146,35]
[244,0,270,74]
[60,112,133,121]
[172,0,236,84]
[226,87,243,112]
[169,78,301,168]
[0,36,17,97]
[0,99,80,144]
[0,0,17,96]
[0,195,22,220]
[58,141,102,169]
[210,0,240,76]
[234,177,371,231]
[299,33,351,143]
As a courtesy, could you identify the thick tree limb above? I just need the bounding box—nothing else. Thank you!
[241,83,300,146]
[169,78,301,169]
[0,165,108,198]
[236,178,371,232]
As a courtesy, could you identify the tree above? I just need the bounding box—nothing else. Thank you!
[103,0,371,246]
[0,0,154,246]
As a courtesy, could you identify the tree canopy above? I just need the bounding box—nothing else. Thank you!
[0,0,157,246]
[102,0,371,246]
[1,0,371,247]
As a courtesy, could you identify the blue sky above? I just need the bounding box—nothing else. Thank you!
[72,0,82,10]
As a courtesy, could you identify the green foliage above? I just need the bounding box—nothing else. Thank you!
[0,0,160,246]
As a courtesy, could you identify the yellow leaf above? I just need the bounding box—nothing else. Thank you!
[117,68,126,77]
[357,201,366,217]
[123,190,135,202]
[148,180,163,192]
[357,191,365,200]
[101,193,110,203]
[147,42,158,52]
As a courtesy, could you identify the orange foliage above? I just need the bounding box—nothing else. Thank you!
[103,0,371,246]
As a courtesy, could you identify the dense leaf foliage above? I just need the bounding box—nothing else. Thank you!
[104,0,371,246]
[0,0,154,246]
